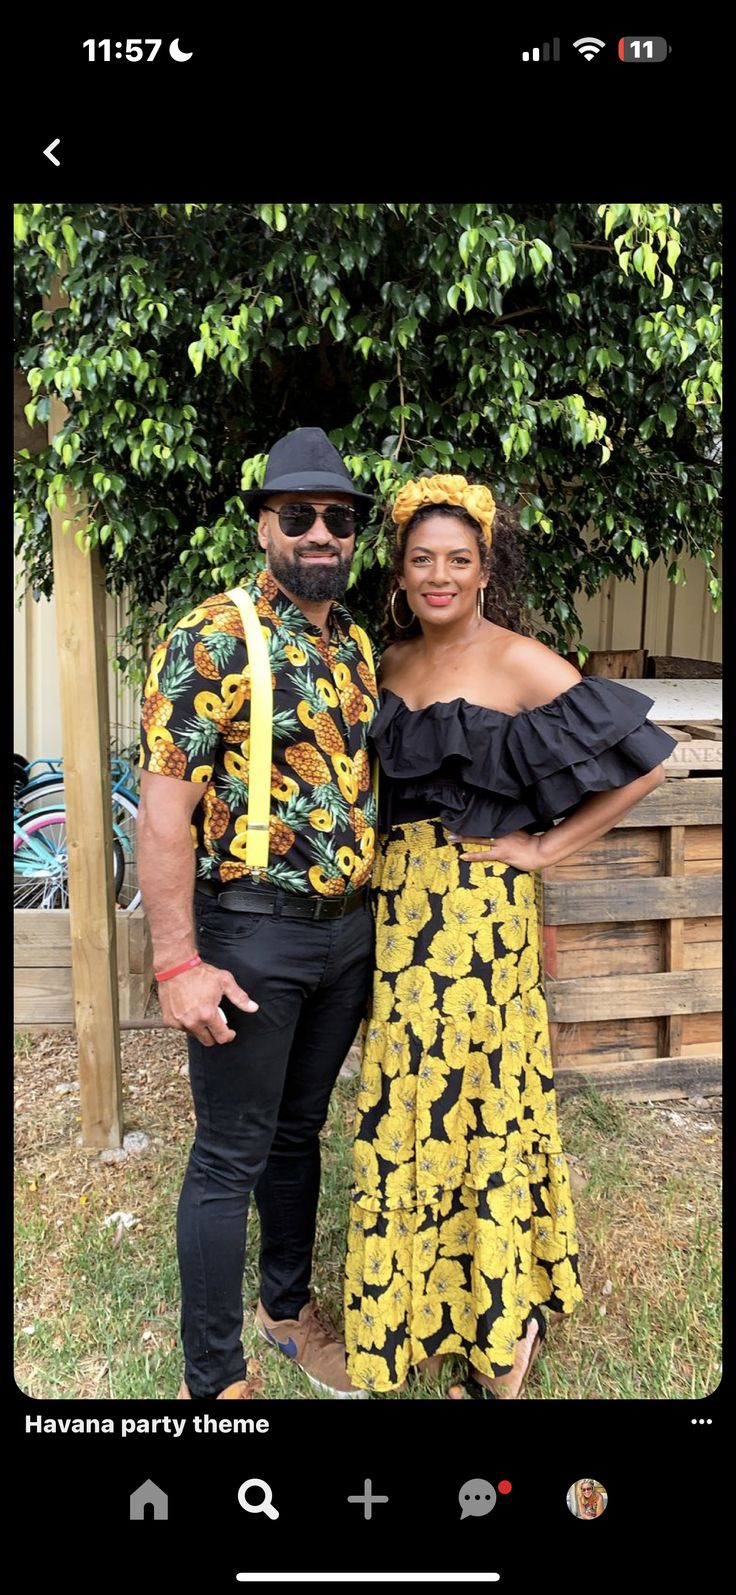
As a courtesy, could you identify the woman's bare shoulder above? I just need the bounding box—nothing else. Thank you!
[377,638,421,688]
[491,629,582,710]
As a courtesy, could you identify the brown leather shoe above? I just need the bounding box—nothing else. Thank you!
[256,1299,367,1399]
[178,1378,254,1399]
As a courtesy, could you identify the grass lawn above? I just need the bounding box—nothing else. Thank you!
[14,1028,721,1401]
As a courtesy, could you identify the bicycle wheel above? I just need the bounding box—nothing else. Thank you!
[14,808,129,911]
[14,753,29,799]
[15,777,67,818]
[14,811,69,909]
[15,781,141,911]
[110,789,140,911]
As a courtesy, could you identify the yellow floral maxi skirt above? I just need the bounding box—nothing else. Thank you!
[344,818,583,1394]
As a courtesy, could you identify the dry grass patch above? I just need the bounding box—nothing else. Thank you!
[15,1029,721,1400]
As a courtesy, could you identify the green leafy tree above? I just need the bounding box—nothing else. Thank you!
[14,201,721,680]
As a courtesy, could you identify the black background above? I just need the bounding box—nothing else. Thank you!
[16,1399,721,1586]
[12,20,725,193]
[7,16,727,1593]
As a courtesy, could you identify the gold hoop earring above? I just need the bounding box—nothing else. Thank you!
[477,587,486,619]
[390,588,414,630]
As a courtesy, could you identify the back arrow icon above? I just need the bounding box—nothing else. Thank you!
[44,139,61,166]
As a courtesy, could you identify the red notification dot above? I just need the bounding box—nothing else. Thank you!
[498,1480,512,1494]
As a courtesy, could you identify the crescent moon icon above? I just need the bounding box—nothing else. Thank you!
[169,39,193,61]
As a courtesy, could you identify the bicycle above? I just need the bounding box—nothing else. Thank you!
[13,803,125,910]
[14,753,140,911]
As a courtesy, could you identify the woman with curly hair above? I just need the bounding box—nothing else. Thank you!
[344,473,676,1399]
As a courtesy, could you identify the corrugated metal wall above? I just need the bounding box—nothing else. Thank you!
[575,544,722,661]
[14,558,141,763]
[14,550,722,764]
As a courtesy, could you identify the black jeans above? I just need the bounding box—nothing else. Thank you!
[177,891,374,1397]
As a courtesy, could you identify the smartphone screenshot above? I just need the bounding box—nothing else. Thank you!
[10,24,725,1593]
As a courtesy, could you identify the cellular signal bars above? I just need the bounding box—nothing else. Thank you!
[522,40,560,61]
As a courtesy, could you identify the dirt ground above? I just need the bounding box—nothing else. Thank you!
[14,1021,721,1401]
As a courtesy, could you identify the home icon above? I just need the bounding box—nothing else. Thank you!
[130,1479,168,1521]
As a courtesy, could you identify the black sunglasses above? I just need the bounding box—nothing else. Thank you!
[263,502,359,539]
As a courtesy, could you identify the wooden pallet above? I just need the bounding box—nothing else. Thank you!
[543,776,722,1100]
[659,718,722,777]
[14,907,152,1027]
[647,655,722,679]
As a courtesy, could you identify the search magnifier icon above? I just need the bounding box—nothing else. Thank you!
[238,1478,279,1521]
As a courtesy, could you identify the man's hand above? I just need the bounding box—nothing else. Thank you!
[158,960,259,1046]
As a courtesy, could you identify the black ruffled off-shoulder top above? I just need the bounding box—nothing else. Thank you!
[369,676,677,837]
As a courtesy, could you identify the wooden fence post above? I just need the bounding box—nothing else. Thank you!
[45,278,123,1147]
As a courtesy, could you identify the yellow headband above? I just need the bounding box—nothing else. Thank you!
[391,473,496,549]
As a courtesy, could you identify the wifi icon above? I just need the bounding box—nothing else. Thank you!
[573,36,606,59]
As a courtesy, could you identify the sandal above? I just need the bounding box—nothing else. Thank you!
[447,1307,547,1401]
[414,1354,445,1379]
[405,1354,445,1393]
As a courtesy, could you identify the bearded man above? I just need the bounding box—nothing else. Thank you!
[137,428,377,1400]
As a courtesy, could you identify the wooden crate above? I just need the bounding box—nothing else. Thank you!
[647,654,722,679]
[14,908,152,1028]
[543,765,722,1102]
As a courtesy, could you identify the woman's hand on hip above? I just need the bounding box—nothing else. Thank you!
[447,829,545,869]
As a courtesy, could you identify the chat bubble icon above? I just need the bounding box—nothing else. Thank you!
[459,1479,497,1519]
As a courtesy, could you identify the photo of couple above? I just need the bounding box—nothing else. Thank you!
[138,424,675,1402]
[14,202,721,1405]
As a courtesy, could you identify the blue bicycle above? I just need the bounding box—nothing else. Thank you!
[14,754,141,911]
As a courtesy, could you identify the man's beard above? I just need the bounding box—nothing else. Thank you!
[268,539,353,602]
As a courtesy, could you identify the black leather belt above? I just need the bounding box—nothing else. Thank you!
[195,880,370,921]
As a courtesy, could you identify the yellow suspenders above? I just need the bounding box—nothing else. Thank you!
[225,590,379,881]
[226,588,273,880]
[351,625,380,809]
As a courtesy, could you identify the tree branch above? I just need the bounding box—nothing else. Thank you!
[491,305,542,325]
[393,349,406,460]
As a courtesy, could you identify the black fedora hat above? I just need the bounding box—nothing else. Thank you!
[243,426,374,516]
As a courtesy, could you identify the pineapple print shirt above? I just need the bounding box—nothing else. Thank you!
[139,569,378,896]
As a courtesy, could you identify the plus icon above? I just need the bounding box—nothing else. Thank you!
[347,1479,390,1520]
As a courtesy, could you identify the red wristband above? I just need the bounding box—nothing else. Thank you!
[154,954,202,983]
